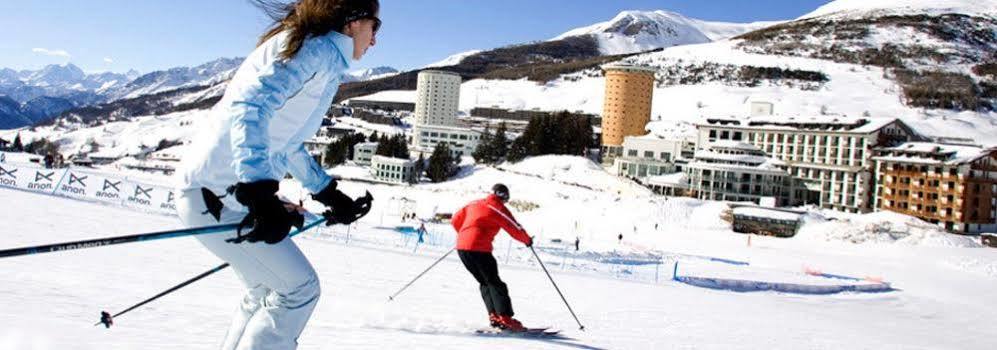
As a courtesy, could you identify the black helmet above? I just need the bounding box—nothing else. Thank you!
[492,183,510,201]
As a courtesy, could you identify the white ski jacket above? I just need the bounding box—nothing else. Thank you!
[176,30,353,200]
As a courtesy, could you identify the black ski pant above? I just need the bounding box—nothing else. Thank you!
[458,250,514,316]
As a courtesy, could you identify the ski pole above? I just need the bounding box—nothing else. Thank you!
[95,217,328,328]
[387,248,454,301]
[530,246,585,331]
[0,224,241,259]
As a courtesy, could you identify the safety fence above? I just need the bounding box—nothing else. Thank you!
[0,161,895,295]
[0,162,176,216]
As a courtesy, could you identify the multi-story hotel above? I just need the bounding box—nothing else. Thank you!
[411,70,480,157]
[873,142,997,233]
[681,141,795,206]
[695,115,921,213]
[600,64,656,165]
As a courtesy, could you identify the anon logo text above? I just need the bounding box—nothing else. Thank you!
[35,171,54,183]
[103,180,121,192]
[69,173,88,187]
[0,166,16,179]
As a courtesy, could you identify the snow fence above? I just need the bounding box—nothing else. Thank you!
[0,162,176,216]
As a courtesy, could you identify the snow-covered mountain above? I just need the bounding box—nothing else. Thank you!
[356,4,996,145]
[424,50,483,68]
[800,0,996,19]
[342,66,399,82]
[553,10,782,55]
[111,57,242,100]
[0,59,240,129]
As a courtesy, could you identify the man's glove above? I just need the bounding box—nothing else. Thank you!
[312,181,374,225]
[228,180,303,244]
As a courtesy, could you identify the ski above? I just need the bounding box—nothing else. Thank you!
[475,327,562,338]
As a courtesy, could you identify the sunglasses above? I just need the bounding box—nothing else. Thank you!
[346,11,381,34]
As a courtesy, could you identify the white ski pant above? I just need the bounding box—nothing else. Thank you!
[176,189,321,350]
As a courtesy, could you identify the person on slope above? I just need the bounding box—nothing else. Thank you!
[451,183,533,332]
[173,0,380,348]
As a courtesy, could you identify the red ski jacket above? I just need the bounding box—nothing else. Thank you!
[451,194,532,252]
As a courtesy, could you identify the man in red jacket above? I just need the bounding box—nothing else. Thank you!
[451,183,533,331]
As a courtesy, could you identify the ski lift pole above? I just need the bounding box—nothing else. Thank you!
[529,246,585,331]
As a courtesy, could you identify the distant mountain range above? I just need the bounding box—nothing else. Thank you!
[0,58,397,129]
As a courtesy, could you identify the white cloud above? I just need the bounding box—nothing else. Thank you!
[103,57,114,64]
[32,47,71,59]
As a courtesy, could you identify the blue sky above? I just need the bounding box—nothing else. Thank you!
[0,0,831,74]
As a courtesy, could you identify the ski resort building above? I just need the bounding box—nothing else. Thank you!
[600,64,656,165]
[411,70,480,157]
[695,116,920,213]
[873,142,997,233]
[413,70,461,127]
[730,205,805,237]
[353,142,379,166]
[370,155,417,184]
[683,141,795,206]
[612,134,693,182]
[414,125,481,158]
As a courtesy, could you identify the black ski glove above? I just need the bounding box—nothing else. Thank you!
[312,181,374,225]
[228,180,303,244]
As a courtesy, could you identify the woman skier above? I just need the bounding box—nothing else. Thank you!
[173,0,380,348]
[451,183,533,331]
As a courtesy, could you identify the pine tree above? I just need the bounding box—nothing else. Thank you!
[413,152,426,183]
[472,126,494,164]
[12,133,23,152]
[491,122,509,161]
[375,135,392,157]
[323,139,348,166]
[507,136,529,163]
[392,134,410,159]
[368,131,379,143]
[426,143,454,183]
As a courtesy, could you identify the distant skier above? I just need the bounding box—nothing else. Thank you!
[574,237,580,251]
[417,222,426,243]
[173,0,381,349]
[451,183,533,332]
[618,233,623,243]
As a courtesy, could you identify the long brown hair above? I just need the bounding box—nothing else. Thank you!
[252,0,379,60]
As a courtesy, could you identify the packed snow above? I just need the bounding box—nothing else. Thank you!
[2,156,996,349]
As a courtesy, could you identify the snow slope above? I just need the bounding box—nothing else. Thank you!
[424,50,483,68]
[800,0,997,19]
[357,33,997,146]
[2,161,997,348]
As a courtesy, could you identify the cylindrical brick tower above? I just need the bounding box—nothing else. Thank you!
[414,70,462,127]
[600,64,656,164]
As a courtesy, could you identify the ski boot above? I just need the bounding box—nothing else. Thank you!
[497,315,526,332]
[489,313,501,328]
